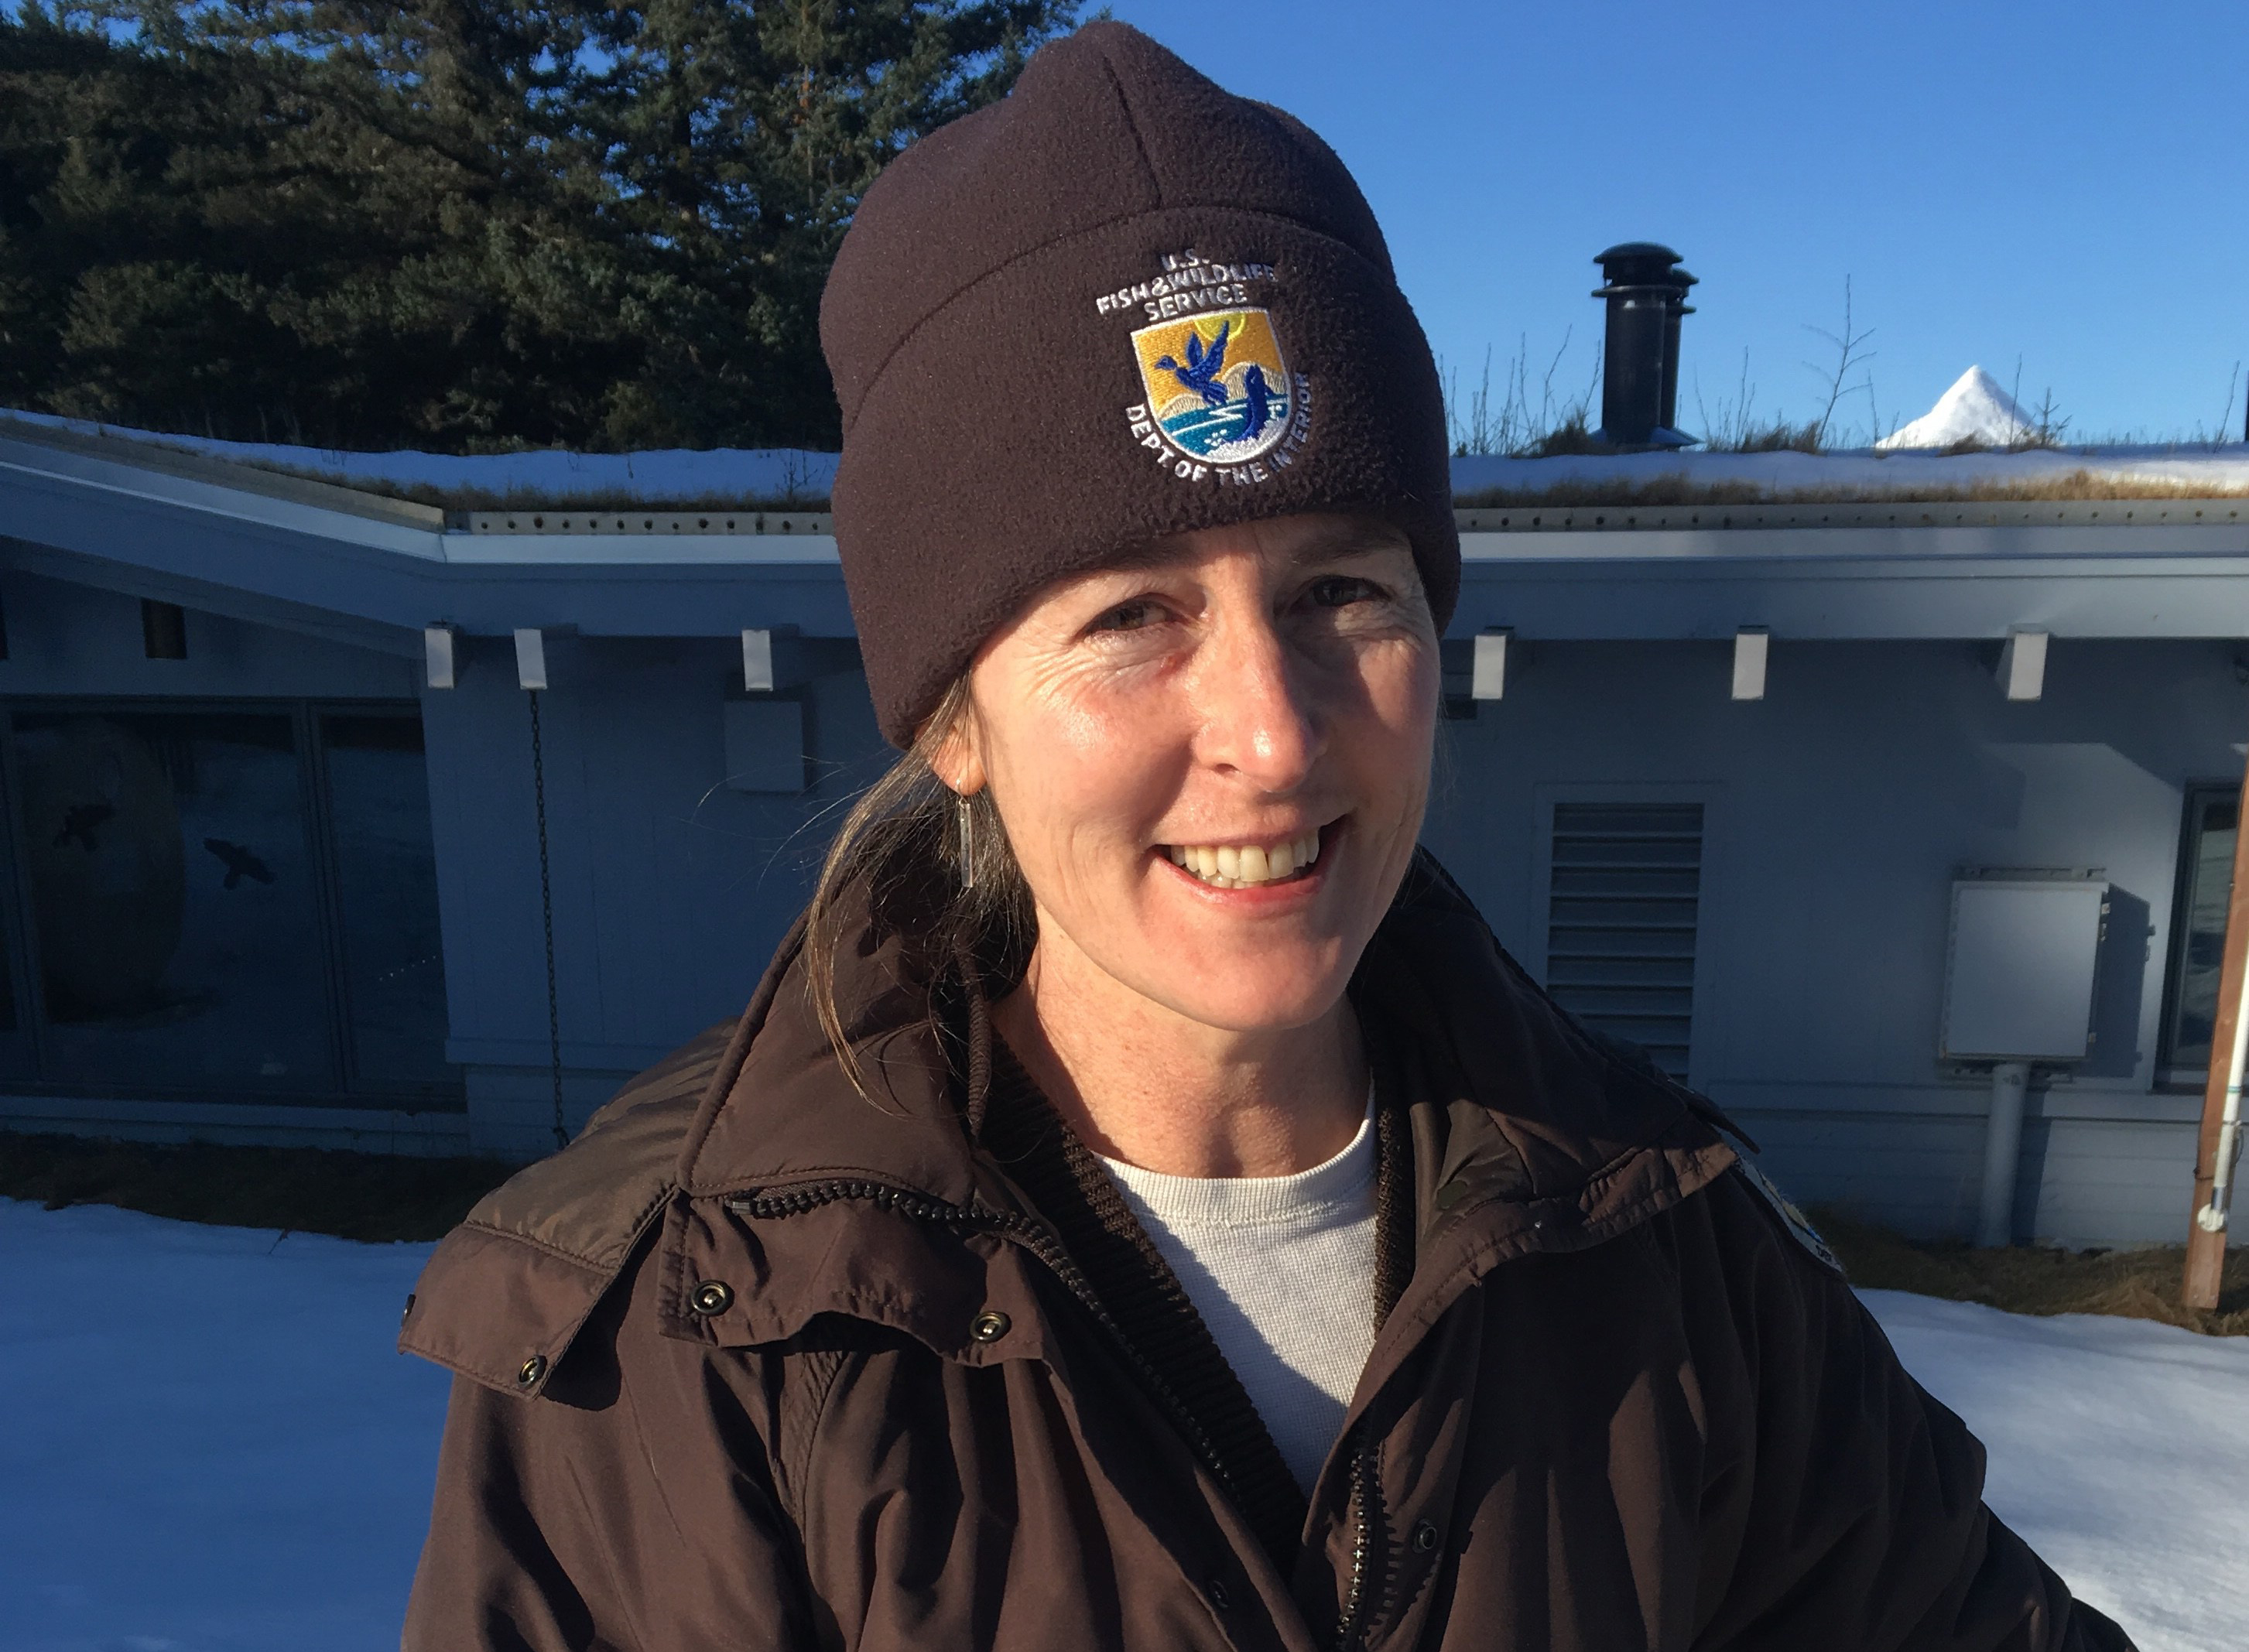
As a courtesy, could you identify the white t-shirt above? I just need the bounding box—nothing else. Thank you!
[1097,1107,1378,1495]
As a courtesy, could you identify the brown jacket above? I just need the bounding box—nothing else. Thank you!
[402,856,2132,1651]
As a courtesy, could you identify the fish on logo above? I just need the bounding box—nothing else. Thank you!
[1131,309,1292,463]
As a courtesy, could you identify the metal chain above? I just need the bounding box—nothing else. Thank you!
[528,689,566,1150]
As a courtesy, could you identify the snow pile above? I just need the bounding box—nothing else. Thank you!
[3,1199,2241,1650]
[1876,366,2044,451]
[0,408,838,503]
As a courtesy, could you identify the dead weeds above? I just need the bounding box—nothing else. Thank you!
[6,1127,2245,1337]
[0,1130,511,1244]
[1813,1205,2249,1336]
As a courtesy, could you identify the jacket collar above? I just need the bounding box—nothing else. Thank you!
[676,850,1731,1252]
[402,848,1733,1401]
[676,878,991,1210]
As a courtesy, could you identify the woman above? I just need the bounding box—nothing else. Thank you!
[402,24,2132,1651]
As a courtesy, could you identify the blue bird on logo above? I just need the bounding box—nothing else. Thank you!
[1155,320,1232,408]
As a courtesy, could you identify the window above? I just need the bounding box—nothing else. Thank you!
[2160,784,2237,1076]
[1,702,457,1105]
[1546,802,1704,1078]
[320,713,453,1090]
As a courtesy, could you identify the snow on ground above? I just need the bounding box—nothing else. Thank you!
[9,405,2249,508]
[0,1200,447,1652]
[1864,1289,2249,1649]
[1,1200,2244,1650]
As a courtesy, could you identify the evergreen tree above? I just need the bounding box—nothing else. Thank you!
[0,1,1076,451]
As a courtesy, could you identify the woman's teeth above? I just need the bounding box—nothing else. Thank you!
[1164,831,1322,889]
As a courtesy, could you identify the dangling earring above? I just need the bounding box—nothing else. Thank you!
[957,792,977,890]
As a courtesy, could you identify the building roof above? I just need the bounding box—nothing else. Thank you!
[10,405,2248,513]
[5,413,2249,653]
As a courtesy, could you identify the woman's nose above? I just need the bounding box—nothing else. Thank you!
[1192,614,1322,790]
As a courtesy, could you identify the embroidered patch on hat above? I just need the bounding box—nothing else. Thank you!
[1111,251,1312,487]
[1132,308,1292,462]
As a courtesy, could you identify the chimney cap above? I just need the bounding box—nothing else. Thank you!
[1595,241,1682,264]
[1592,242,1691,301]
[1593,242,1696,299]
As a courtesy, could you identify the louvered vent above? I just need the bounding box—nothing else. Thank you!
[1546,802,1704,1077]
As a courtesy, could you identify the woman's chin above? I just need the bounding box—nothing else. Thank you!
[1135,965,1347,1037]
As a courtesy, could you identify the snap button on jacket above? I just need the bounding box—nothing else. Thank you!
[400,854,2134,1652]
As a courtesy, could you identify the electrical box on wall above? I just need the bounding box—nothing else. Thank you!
[723,698,806,794]
[1939,874,2109,1062]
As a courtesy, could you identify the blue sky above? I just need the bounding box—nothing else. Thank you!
[1101,0,2249,446]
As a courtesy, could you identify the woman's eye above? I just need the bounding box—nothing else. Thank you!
[1307,575,1382,609]
[1089,599,1163,633]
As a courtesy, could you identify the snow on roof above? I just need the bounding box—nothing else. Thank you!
[0,409,839,505]
[9,405,2248,511]
[1876,366,2042,451]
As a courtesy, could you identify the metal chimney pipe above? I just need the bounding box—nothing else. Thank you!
[1593,242,1696,450]
[1659,267,1696,433]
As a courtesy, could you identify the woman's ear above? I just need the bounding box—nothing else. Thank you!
[926,703,988,798]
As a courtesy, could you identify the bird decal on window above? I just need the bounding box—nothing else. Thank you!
[1154,320,1233,408]
[204,838,276,890]
[54,802,115,852]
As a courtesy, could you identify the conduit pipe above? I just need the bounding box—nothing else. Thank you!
[1977,1062,2031,1249]
[2184,756,2249,1310]
[2195,994,2249,1236]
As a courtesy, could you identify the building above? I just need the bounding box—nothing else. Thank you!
[4,415,2247,1248]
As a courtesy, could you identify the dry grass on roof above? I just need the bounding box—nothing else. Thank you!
[342,468,2249,515]
[228,456,2249,517]
[1453,468,2249,511]
[238,463,833,515]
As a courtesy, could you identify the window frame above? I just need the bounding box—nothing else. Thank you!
[0,693,462,1110]
[2156,778,2241,1089]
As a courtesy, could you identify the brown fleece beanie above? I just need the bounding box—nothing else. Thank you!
[821,21,1459,747]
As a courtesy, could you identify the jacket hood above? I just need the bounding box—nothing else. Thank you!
[401,850,1734,1397]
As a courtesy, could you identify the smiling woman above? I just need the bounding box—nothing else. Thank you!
[941,515,1436,1179]
[398,22,2136,1652]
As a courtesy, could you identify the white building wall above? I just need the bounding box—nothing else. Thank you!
[3,551,2237,1247]
[1423,636,2239,1246]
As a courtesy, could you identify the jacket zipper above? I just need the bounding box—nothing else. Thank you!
[724,1180,1256,1519]
[737,1178,1405,1645]
[1330,1433,1381,1650]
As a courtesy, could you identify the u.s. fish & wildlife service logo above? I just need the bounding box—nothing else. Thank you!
[1133,309,1290,462]
[1106,251,1313,487]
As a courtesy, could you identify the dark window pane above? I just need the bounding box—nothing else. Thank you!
[2164,791,2237,1072]
[15,711,331,1089]
[322,713,455,1091]
[0,871,16,1032]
